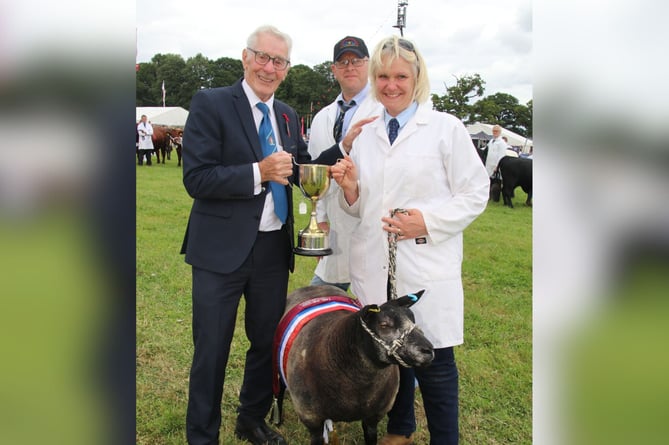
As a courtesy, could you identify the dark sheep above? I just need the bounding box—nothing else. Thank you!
[274,285,434,445]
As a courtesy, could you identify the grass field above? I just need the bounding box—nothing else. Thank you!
[136,161,532,444]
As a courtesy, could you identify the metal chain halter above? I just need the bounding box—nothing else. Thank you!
[359,315,416,368]
[387,208,408,301]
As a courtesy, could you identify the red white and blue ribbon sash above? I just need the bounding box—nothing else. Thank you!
[272,296,361,395]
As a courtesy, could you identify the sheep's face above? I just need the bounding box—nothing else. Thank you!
[361,291,434,368]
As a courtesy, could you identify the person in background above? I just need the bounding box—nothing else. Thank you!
[331,35,489,444]
[307,35,380,291]
[137,114,154,165]
[484,124,507,178]
[180,24,345,445]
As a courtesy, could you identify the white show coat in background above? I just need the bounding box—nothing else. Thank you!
[485,136,507,177]
[137,121,154,150]
[307,94,382,284]
[339,102,489,348]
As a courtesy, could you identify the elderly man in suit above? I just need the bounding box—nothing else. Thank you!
[180,25,345,445]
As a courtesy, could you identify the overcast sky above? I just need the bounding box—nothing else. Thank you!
[136,0,532,104]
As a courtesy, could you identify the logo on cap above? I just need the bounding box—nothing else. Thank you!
[340,37,360,49]
[333,36,369,61]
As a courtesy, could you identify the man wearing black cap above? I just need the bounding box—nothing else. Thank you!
[307,36,381,291]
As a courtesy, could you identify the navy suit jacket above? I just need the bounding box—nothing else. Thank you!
[180,79,343,273]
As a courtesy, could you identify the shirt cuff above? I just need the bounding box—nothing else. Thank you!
[253,162,262,194]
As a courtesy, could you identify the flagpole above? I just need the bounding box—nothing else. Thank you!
[162,80,166,107]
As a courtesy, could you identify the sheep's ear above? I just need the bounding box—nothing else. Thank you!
[361,304,381,321]
[392,290,425,308]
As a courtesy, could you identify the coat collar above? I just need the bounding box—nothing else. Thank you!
[232,79,265,161]
[232,79,295,164]
[372,101,431,148]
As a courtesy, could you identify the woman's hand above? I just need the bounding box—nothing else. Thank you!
[381,208,428,241]
[330,156,359,205]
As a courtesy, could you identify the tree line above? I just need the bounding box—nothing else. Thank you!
[137,53,532,137]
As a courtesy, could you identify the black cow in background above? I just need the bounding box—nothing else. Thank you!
[491,156,533,208]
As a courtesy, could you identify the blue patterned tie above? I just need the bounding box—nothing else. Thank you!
[256,102,288,224]
[388,118,399,144]
[332,100,355,142]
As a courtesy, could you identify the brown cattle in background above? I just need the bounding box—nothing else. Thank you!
[151,126,171,164]
[167,129,183,167]
[136,125,183,166]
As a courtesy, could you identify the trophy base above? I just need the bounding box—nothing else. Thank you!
[293,247,333,257]
[295,224,332,256]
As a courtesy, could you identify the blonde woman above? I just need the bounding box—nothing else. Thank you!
[331,36,489,444]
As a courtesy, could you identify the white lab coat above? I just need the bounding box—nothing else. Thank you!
[485,137,507,177]
[307,95,382,284]
[137,121,154,149]
[339,102,489,348]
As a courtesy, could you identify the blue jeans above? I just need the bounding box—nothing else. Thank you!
[386,347,459,444]
[309,274,350,292]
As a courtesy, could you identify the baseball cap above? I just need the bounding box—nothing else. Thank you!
[333,36,369,62]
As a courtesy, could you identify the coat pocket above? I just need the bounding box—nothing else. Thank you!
[398,238,462,282]
[192,200,233,218]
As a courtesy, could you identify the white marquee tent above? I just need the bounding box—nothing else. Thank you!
[136,107,189,127]
[466,122,533,153]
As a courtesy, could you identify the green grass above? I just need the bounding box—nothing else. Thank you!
[136,161,532,444]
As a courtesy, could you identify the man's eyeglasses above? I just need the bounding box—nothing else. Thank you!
[246,48,290,70]
[333,58,368,69]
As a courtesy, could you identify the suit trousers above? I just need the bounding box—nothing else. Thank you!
[386,347,459,444]
[186,227,290,445]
